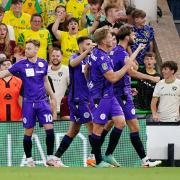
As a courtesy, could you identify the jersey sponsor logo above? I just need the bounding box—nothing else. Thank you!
[36,70,44,74]
[25,68,35,77]
[100,113,106,120]
[101,63,108,70]
[84,112,90,119]
[38,62,44,68]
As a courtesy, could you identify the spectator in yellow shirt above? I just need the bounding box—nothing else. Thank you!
[18,13,52,60]
[66,0,88,21]
[2,0,31,41]
[52,14,100,66]
[5,0,42,15]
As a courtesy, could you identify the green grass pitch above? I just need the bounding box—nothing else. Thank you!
[0,167,179,180]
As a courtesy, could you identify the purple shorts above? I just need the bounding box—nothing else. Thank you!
[91,96,124,125]
[22,100,53,128]
[69,102,92,124]
[116,95,137,120]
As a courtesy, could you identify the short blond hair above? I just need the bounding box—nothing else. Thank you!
[93,27,110,44]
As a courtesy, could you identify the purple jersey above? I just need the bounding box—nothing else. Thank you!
[131,25,154,65]
[68,53,89,102]
[88,47,114,99]
[8,58,48,102]
[110,45,131,97]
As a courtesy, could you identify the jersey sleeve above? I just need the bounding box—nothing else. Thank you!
[8,61,21,76]
[98,56,113,75]
[152,81,161,98]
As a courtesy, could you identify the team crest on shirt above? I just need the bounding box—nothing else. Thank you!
[102,63,108,70]
[58,72,63,77]
[84,112,90,119]
[38,62,44,68]
[40,34,44,38]
[100,113,106,120]
[21,20,25,25]
[23,117,27,124]
[172,86,177,91]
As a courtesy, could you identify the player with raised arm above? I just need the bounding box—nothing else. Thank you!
[0,39,60,167]
[54,36,96,166]
[87,27,134,167]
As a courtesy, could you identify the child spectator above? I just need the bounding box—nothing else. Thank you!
[151,61,180,122]
[137,52,161,110]
[130,9,154,65]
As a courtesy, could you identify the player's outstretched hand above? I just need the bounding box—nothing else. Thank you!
[137,43,146,51]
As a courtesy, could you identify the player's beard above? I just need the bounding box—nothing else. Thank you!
[128,38,134,46]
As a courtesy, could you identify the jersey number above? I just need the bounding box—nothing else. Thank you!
[44,114,53,123]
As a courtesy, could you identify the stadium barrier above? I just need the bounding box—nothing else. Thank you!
[0,119,147,167]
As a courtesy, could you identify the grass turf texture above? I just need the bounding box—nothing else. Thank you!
[0,167,179,180]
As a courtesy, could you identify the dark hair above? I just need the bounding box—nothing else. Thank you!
[55,5,66,12]
[30,13,43,22]
[26,39,40,47]
[161,61,178,74]
[77,36,91,45]
[0,6,5,13]
[104,4,118,16]
[12,0,23,4]
[118,25,132,40]
[126,6,136,16]
[131,9,146,19]
[67,17,79,25]
[93,27,110,44]
[89,0,102,5]
[144,52,155,58]
[52,47,63,54]
[0,59,12,66]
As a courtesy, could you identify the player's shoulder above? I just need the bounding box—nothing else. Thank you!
[37,58,48,66]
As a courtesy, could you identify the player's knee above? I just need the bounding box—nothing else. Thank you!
[114,119,126,129]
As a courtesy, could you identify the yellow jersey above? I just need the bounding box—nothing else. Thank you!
[18,28,52,60]
[40,0,66,27]
[2,10,31,42]
[66,0,88,21]
[5,0,42,15]
[59,28,88,66]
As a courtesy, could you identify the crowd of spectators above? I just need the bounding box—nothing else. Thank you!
[0,0,179,123]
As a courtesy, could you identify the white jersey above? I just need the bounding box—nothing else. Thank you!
[48,65,69,112]
[153,79,180,122]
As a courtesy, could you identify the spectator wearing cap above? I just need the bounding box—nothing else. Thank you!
[2,0,31,41]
